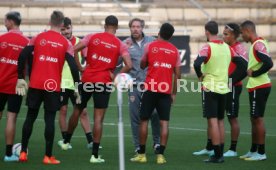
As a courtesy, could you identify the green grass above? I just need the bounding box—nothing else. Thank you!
[0,76,276,170]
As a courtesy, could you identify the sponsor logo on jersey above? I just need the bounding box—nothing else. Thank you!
[39,55,58,63]
[91,54,111,63]
[0,57,17,65]
[1,42,8,48]
[93,38,100,45]
[153,61,171,68]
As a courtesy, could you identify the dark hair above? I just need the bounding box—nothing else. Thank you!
[63,17,72,27]
[129,18,145,28]
[6,11,21,26]
[159,23,175,40]
[50,10,64,26]
[225,23,240,38]
[205,21,218,35]
[105,15,118,26]
[240,20,256,31]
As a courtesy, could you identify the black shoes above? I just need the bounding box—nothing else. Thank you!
[204,155,224,163]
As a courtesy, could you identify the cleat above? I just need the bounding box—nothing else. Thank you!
[19,152,28,162]
[58,140,72,149]
[239,151,257,159]
[156,154,166,164]
[130,154,147,163]
[61,143,71,150]
[193,149,214,156]
[4,154,19,162]
[153,144,160,154]
[87,142,102,149]
[90,155,105,163]
[204,156,224,163]
[223,150,238,157]
[244,153,267,161]
[43,156,60,164]
[134,147,140,153]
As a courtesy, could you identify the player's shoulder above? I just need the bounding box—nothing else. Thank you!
[144,35,155,43]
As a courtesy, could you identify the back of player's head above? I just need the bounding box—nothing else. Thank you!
[205,21,218,35]
[240,20,256,32]
[5,11,21,26]
[225,23,240,38]
[129,18,145,28]
[159,23,175,40]
[50,10,64,26]
[63,17,72,27]
[105,15,118,26]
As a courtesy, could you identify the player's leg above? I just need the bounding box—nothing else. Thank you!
[244,87,271,161]
[90,85,110,163]
[62,86,91,147]
[3,94,22,161]
[20,88,42,162]
[217,93,226,157]
[193,91,214,156]
[79,108,93,147]
[203,92,224,163]
[128,87,142,152]
[155,93,171,164]
[224,86,241,157]
[58,89,71,139]
[130,91,155,163]
[240,90,258,159]
[43,91,61,164]
[150,109,160,152]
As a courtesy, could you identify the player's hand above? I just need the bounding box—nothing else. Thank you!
[15,79,28,96]
[247,69,253,77]
[171,94,176,104]
[110,71,115,81]
[199,74,205,82]
[74,91,81,104]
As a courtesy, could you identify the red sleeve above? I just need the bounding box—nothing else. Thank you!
[253,41,269,62]
[141,43,150,63]
[81,47,88,57]
[198,44,211,63]
[66,40,74,56]
[29,35,37,46]
[80,34,94,47]
[119,41,129,57]
[229,46,239,60]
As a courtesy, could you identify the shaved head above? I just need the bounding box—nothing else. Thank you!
[240,20,256,32]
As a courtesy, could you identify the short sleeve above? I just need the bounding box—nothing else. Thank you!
[198,44,210,58]
[80,34,94,47]
[254,41,269,56]
[119,41,129,57]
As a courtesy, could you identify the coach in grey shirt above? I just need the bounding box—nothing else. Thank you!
[124,18,160,153]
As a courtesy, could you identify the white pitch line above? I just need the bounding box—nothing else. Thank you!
[19,103,276,108]
[3,117,276,137]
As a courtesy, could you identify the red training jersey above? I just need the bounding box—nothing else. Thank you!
[29,30,73,92]
[0,29,29,94]
[80,32,129,83]
[142,40,181,94]
[229,42,248,86]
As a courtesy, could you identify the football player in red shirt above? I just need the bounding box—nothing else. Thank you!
[61,15,132,163]
[130,23,181,164]
[16,11,80,164]
[0,11,29,162]
[57,17,93,150]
